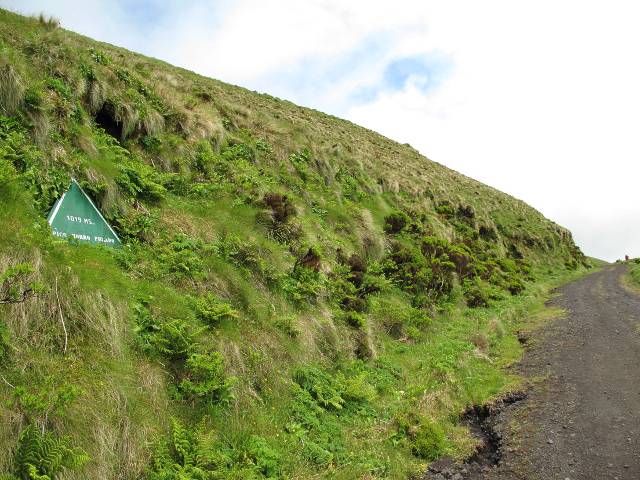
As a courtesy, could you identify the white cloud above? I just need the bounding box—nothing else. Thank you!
[2,0,640,260]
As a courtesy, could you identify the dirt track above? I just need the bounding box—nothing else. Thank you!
[426,264,640,480]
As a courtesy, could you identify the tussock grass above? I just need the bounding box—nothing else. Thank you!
[0,63,24,115]
[36,13,59,31]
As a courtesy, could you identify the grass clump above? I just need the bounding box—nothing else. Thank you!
[0,64,24,116]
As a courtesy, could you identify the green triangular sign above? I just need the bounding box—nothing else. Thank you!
[47,179,121,247]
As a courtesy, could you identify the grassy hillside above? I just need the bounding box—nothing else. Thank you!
[0,9,587,480]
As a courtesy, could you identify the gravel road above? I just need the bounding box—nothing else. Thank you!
[426,263,640,480]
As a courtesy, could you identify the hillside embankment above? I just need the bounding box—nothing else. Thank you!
[0,9,589,479]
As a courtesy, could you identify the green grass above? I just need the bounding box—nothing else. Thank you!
[0,7,594,479]
[628,261,640,286]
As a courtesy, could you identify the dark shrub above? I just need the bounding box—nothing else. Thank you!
[507,279,525,295]
[343,311,366,329]
[263,192,296,223]
[479,224,498,241]
[296,247,322,272]
[508,244,524,260]
[383,212,409,234]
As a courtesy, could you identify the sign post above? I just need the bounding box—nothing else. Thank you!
[47,179,121,247]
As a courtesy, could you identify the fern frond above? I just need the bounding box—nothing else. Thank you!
[13,425,89,479]
[169,417,192,467]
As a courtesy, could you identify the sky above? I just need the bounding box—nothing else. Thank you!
[3,0,640,261]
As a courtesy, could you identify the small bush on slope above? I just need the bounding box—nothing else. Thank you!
[192,293,238,327]
[177,349,234,402]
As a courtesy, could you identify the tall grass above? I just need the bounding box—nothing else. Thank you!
[0,64,23,115]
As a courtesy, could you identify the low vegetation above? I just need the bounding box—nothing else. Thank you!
[0,8,590,479]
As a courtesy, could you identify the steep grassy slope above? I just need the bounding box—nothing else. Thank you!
[0,10,587,480]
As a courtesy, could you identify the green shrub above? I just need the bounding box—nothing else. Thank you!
[45,77,72,99]
[342,310,366,329]
[479,224,498,241]
[0,321,9,360]
[435,202,455,218]
[149,418,281,478]
[0,156,16,184]
[116,158,167,201]
[192,293,238,327]
[293,366,345,411]
[149,318,200,361]
[255,139,272,155]
[289,148,312,180]
[282,267,324,306]
[463,277,505,307]
[383,212,409,234]
[285,364,379,469]
[159,235,205,279]
[148,418,231,479]
[462,278,490,307]
[243,435,282,478]
[286,385,345,467]
[506,278,525,295]
[222,142,254,163]
[274,315,300,338]
[1,263,43,305]
[383,243,455,301]
[12,425,90,479]
[411,420,446,460]
[0,116,39,166]
[328,271,360,310]
[193,139,216,175]
[24,166,70,214]
[90,48,111,65]
[79,62,96,81]
[293,365,375,413]
[336,167,365,201]
[111,209,156,241]
[370,296,430,339]
[22,86,44,112]
[133,299,201,361]
[11,379,82,424]
[178,349,233,402]
[213,234,279,285]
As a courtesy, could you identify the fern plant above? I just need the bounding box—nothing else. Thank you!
[12,425,90,479]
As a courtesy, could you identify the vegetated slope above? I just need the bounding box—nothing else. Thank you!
[0,9,587,480]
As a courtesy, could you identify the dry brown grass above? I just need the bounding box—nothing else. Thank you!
[0,63,24,115]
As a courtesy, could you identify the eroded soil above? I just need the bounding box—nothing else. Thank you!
[425,264,640,480]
